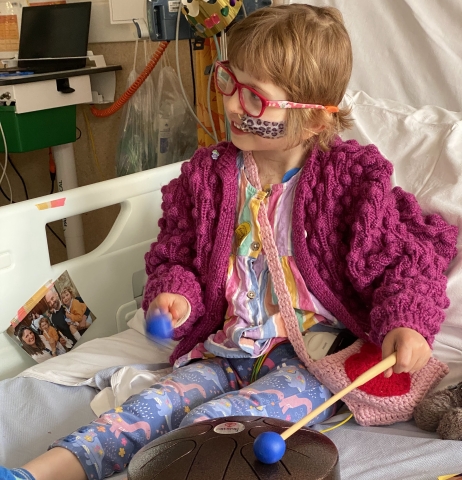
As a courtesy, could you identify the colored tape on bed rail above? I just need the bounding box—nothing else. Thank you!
[35,198,66,210]
[11,281,53,326]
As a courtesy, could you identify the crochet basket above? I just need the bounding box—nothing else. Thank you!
[307,339,449,426]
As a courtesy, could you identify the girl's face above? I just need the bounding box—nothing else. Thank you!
[61,290,72,306]
[40,321,49,331]
[22,329,36,346]
[223,66,299,153]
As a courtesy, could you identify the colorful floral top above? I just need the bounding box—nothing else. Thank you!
[174,153,344,368]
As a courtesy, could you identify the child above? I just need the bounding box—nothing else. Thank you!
[2,4,457,480]
[39,317,67,356]
[61,286,91,331]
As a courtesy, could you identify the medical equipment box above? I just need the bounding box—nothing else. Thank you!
[147,0,194,41]
[0,105,76,153]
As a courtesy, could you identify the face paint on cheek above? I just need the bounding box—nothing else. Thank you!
[239,114,286,139]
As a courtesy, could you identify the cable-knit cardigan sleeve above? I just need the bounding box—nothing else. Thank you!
[346,145,458,346]
[142,156,206,338]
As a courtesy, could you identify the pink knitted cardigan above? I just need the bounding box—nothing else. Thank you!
[142,139,458,365]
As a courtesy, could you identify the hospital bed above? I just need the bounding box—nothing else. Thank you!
[1,1,462,478]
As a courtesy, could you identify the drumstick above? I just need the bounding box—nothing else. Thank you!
[281,352,397,439]
[253,352,397,464]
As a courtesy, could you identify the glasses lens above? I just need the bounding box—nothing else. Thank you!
[241,87,263,117]
[216,65,235,95]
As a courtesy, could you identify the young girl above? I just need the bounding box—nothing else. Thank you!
[39,317,67,356]
[2,4,458,480]
[61,286,91,331]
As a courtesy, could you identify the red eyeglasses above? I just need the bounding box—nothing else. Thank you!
[214,61,339,118]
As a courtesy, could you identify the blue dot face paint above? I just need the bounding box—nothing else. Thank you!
[238,114,286,139]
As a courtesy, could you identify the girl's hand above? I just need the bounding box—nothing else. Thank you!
[147,293,189,328]
[382,327,432,378]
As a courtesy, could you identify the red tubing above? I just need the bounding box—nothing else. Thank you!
[91,41,169,118]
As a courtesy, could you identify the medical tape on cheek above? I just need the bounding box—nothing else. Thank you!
[239,114,286,138]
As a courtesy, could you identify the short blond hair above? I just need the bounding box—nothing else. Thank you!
[61,285,75,298]
[39,317,50,328]
[228,4,353,150]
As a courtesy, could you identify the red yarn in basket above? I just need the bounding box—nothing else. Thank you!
[344,343,411,396]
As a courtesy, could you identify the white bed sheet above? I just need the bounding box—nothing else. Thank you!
[18,313,174,387]
[5,321,460,480]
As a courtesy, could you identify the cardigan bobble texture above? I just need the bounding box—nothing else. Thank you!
[142,139,458,365]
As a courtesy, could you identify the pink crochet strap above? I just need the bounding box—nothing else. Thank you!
[243,151,313,368]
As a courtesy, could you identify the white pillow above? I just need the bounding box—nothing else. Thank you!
[126,307,147,335]
[342,91,462,388]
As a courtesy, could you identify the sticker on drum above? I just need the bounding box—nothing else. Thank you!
[213,421,246,434]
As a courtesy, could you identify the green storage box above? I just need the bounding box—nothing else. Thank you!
[0,105,76,153]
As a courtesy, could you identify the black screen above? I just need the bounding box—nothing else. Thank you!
[18,2,91,72]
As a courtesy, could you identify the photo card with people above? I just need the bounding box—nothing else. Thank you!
[7,271,96,364]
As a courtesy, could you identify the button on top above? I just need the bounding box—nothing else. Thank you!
[247,291,256,299]
[251,241,260,251]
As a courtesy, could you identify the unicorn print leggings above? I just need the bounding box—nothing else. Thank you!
[51,343,335,479]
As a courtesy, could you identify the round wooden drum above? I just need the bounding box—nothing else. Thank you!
[128,416,340,480]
